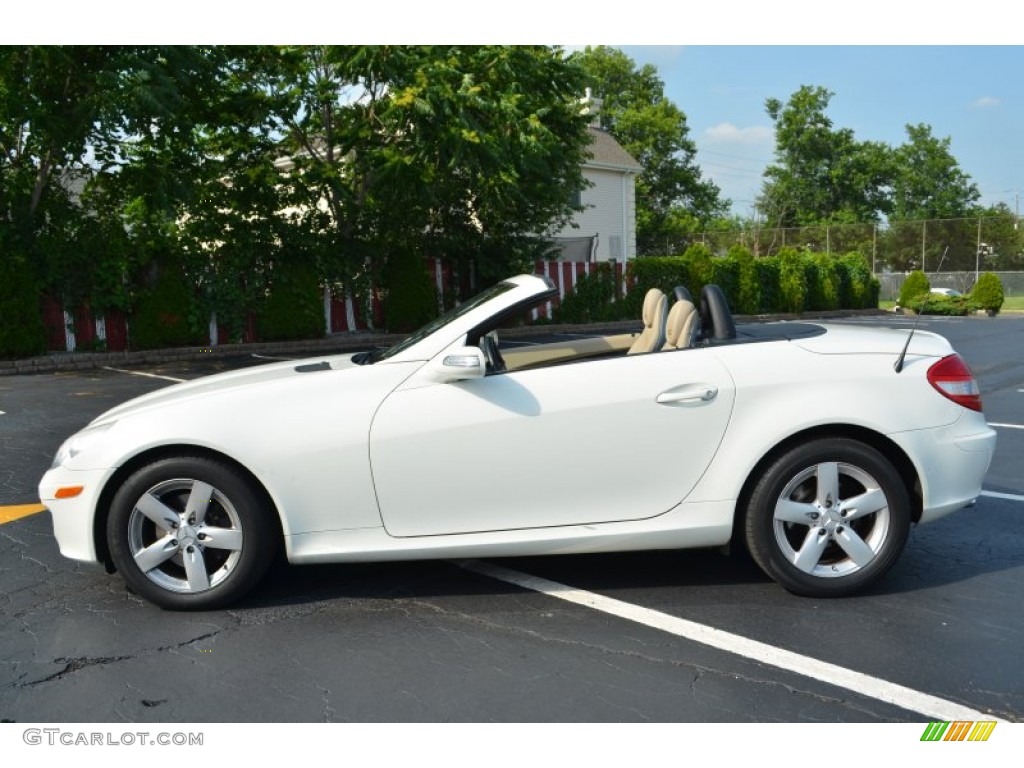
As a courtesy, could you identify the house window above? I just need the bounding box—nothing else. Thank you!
[570,189,582,208]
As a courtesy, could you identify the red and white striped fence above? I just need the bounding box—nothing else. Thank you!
[40,259,626,352]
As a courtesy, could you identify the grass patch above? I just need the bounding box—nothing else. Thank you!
[1001,295,1024,311]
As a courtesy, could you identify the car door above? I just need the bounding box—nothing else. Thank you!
[369,346,736,538]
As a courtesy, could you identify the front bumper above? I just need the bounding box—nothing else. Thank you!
[38,466,115,563]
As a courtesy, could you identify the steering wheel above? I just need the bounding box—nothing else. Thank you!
[480,330,506,373]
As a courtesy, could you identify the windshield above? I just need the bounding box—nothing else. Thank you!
[368,281,517,363]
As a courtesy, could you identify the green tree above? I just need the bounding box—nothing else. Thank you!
[759,86,894,227]
[274,45,592,289]
[576,46,728,256]
[890,124,980,221]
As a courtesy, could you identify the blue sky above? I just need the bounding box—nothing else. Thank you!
[616,46,1023,218]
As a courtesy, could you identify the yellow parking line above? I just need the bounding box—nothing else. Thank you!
[0,504,47,524]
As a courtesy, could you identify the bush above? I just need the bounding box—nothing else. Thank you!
[129,264,200,350]
[0,257,46,359]
[728,245,761,315]
[259,261,326,342]
[907,293,969,316]
[836,252,873,309]
[552,265,626,323]
[805,252,840,311]
[753,257,781,313]
[971,272,1004,313]
[899,270,930,306]
[777,248,809,313]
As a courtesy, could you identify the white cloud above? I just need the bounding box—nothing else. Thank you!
[703,122,773,145]
[971,96,1001,108]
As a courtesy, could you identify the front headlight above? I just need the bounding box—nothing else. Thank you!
[51,422,116,469]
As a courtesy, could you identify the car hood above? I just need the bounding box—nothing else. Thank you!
[91,353,366,426]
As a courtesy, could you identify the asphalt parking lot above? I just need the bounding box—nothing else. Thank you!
[1,315,1022,723]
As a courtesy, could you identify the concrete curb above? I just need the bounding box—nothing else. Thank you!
[0,309,890,377]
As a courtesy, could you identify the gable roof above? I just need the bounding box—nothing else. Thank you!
[585,127,642,173]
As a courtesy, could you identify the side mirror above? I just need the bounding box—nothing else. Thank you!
[428,346,486,383]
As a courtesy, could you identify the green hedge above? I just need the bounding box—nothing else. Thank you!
[554,248,880,323]
[0,257,46,359]
[130,264,201,350]
[259,261,326,342]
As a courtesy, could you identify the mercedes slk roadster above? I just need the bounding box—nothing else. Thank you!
[40,274,996,609]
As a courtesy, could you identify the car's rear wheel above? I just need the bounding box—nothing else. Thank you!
[107,456,276,610]
[744,438,911,597]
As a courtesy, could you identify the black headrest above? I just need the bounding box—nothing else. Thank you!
[700,284,736,341]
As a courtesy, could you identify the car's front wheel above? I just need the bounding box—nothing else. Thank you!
[107,456,276,610]
[743,438,911,597]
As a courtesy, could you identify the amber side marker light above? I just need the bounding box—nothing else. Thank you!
[55,486,84,499]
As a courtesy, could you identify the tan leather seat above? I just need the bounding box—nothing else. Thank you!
[662,298,699,350]
[628,288,668,354]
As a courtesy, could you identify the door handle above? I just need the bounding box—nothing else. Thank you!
[656,385,718,405]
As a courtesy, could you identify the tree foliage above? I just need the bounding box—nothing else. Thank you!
[1,45,594,356]
[576,46,728,255]
[758,86,983,235]
[759,86,894,227]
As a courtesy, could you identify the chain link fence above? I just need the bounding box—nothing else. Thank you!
[690,214,1023,276]
[876,271,1024,302]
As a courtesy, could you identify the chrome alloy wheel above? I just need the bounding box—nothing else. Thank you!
[127,478,244,594]
[772,461,891,578]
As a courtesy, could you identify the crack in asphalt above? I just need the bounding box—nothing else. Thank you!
[3,630,224,691]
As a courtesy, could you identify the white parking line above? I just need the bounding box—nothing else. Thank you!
[989,422,1024,430]
[459,559,1006,723]
[102,366,186,383]
[982,490,1024,503]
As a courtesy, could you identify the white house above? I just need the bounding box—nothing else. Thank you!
[548,123,642,263]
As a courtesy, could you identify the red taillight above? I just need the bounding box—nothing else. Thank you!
[927,354,983,412]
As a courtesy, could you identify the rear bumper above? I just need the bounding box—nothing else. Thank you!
[892,418,997,524]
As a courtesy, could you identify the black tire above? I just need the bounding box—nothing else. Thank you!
[107,456,276,610]
[743,438,911,597]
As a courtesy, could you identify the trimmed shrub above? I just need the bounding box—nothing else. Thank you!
[908,293,969,316]
[728,245,761,315]
[0,257,46,359]
[777,248,808,313]
[899,270,930,307]
[805,252,840,311]
[260,262,326,342]
[682,243,715,298]
[837,252,873,308]
[753,257,781,313]
[552,264,626,323]
[971,272,1004,313]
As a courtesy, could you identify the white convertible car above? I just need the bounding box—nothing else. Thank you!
[40,274,996,609]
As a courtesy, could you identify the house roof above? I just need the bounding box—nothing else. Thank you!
[585,127,642,173]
